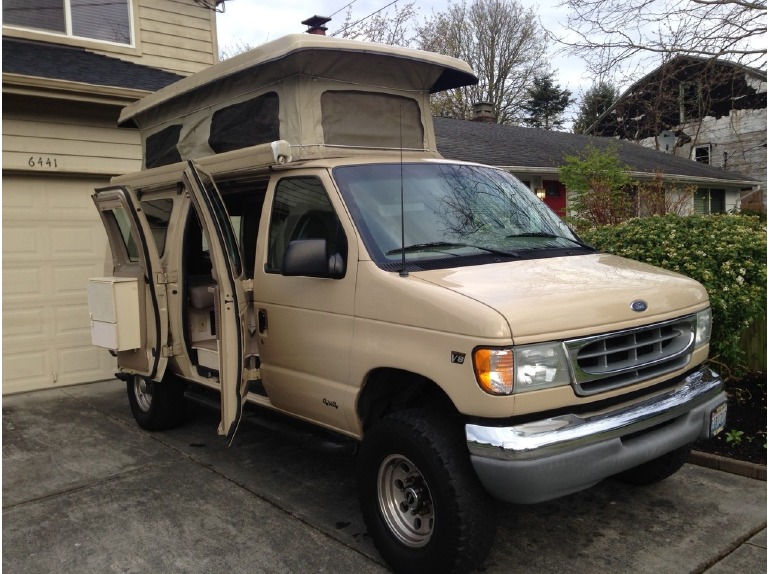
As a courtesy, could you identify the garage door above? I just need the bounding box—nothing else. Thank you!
[3,174,116,394]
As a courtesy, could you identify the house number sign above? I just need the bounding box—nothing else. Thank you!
[28,156,59,168]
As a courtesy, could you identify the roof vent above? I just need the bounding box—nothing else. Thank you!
[302,15,331,36]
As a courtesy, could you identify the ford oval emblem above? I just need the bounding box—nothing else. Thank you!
[631,300,648,313]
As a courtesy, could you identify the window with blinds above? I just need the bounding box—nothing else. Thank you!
[3,0,132,45]
[694,189,726,214]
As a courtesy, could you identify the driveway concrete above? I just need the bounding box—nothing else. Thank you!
[3,380,766,573]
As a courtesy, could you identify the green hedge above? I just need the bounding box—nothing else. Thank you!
[583,214,767,377]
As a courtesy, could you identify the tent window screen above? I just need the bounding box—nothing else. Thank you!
[209,92,280,153]
[145,125,182,169]
[321,91,423,149]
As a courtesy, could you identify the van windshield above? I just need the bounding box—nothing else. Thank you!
[333,163,587,269]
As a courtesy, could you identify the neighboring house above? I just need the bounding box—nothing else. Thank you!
[585,56,767,212]
[433,115,759,218]
[2,1,219,394]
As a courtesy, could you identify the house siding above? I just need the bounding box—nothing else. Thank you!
[3,97,142,176]
[130,0,218,74]
[678,109,767,209]
[638,108,767,210]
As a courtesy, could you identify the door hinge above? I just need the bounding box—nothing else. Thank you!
[161,343,182,358]
[156,271,178,285]
[243,367,261,381]
[241,278,254,293]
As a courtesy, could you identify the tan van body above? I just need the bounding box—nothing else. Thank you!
[88,35,726,573]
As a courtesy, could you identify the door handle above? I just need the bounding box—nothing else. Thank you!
[258,309,268,334]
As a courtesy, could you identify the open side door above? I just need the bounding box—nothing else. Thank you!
[183,162,249,445]
[92,186,169,382]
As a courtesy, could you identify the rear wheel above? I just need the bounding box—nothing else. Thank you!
[614,443,693,486]
[126,374,186,431]
[358,409,495,574]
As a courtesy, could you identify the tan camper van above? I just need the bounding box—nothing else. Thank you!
[87,35,727,574]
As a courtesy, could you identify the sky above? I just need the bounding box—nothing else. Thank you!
[214,0,591,100]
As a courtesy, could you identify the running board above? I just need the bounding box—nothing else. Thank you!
[184,389,357,455]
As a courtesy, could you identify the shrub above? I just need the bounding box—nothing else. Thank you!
[583,214,767,378]
[560,147,695,231]
[559,146,634,229]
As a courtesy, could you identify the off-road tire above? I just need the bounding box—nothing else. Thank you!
[126,374,186,431]
[613,443,693,486]
[357,409,495,574]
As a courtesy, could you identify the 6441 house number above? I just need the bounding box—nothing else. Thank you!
[28,156,59,168]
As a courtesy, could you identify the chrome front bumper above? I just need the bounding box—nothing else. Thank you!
[466,366,726,504]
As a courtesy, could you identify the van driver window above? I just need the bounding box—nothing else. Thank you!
[266,177,343,273]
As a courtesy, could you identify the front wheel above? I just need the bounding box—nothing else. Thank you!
[357,409,495,574]
[613,443,693,486]
[126,374,186,431]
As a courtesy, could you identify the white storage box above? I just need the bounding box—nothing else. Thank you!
[87,277,141,350]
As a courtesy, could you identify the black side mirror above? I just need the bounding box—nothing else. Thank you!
[282,239,346,279]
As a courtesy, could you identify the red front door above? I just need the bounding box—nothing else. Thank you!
[542,180,566,218]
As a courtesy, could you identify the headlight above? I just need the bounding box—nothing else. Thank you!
[473,343,571,396]
[695,308,712,348]
[513,343,571,393]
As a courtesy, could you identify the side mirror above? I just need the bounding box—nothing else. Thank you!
[282,239,346,279]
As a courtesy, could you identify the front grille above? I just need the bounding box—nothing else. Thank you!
[565,316,696,396]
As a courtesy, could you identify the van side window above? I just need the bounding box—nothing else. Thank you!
[266,177,344,273]
[105,206,139,262]
[101,196,174,266]
[140,198,174,256]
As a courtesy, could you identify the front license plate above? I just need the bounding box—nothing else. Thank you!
[710,402,727,437]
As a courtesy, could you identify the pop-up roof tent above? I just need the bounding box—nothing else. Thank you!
[118,34,478,170]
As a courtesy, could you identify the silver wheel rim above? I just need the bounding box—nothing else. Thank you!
[133,377,153,412]
[377,454,434,548]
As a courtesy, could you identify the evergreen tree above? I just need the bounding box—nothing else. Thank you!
[521,73,572,130]
[573,82,620,134]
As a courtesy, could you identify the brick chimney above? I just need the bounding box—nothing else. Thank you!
[302,15,331,36]
[472,101,496,123]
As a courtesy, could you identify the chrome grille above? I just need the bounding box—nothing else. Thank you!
[565,316,696,396]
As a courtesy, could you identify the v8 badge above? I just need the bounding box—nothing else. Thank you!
[450,352,466,364]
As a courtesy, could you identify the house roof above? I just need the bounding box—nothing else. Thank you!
[433,116,758,186]
[2,37,183,92]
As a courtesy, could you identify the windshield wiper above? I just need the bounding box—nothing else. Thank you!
[387,242,518,257]
[387,241,463,255]
[506,232,595,251]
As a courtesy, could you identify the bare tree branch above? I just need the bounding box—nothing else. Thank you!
[556,0,767,80]
[334,1,419,46]
[417,0,549,124]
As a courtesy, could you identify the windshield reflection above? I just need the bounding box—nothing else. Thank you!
[334,163,584,267]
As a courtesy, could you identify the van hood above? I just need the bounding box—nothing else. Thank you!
[413,253,708,343]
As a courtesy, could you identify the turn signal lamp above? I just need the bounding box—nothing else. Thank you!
[473,348,514,395]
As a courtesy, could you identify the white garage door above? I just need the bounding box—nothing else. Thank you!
[3,174,116,394]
